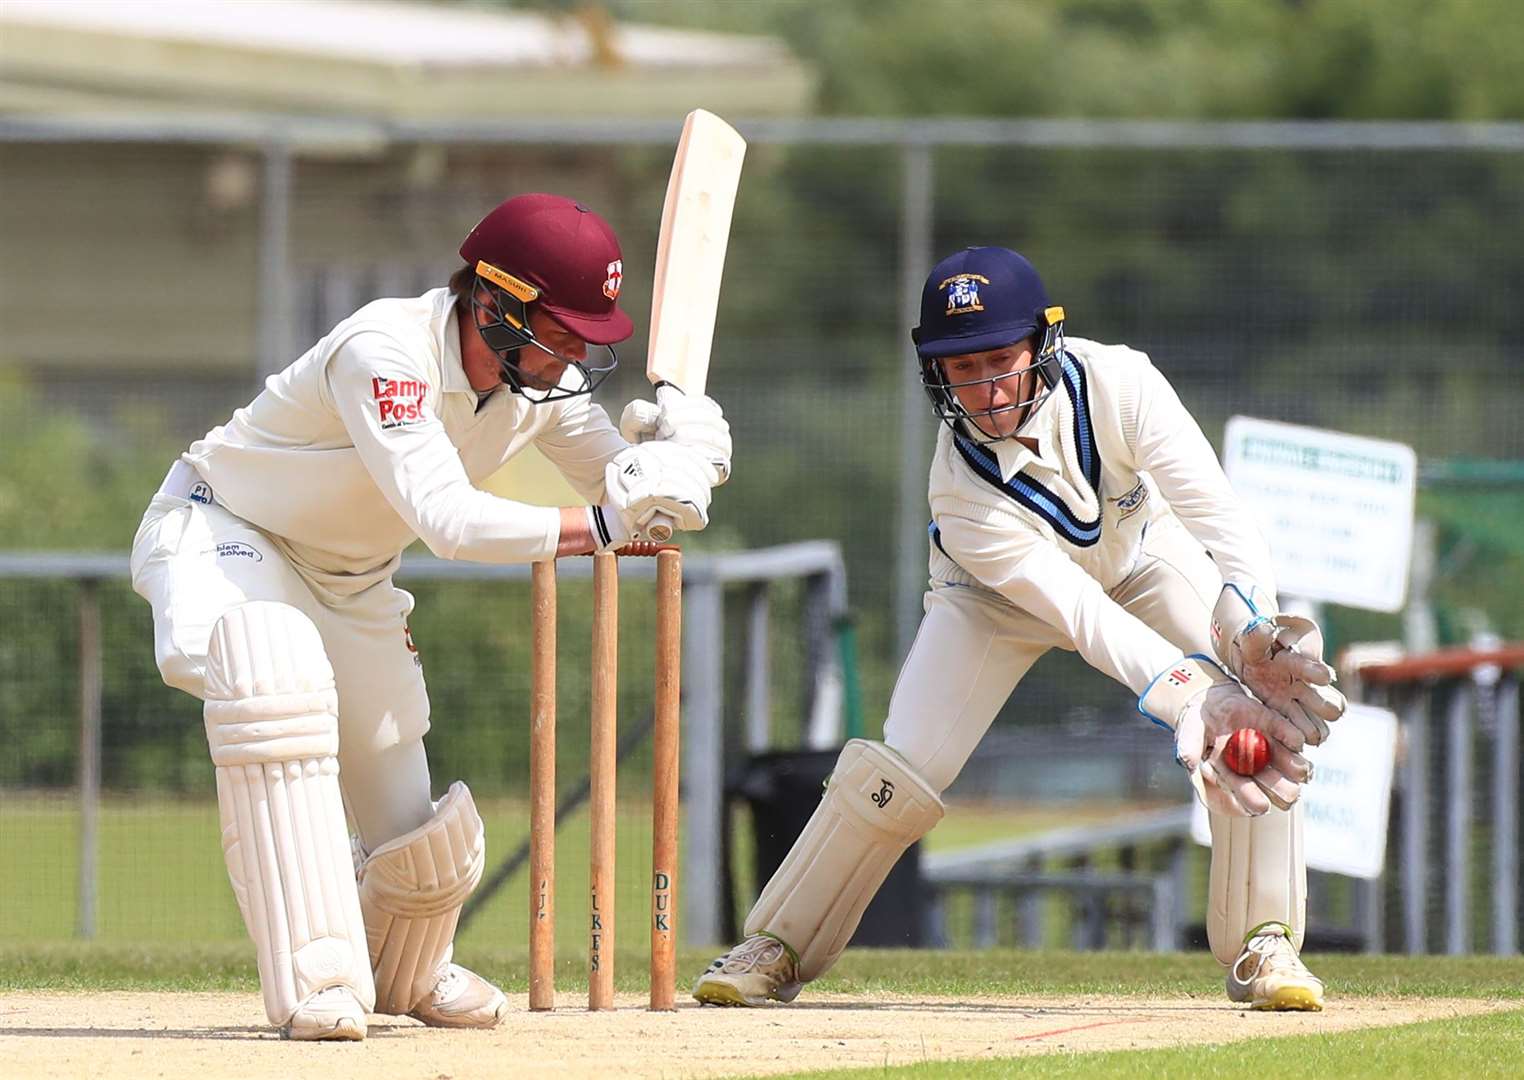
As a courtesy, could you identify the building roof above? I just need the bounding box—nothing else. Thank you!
[0,0,814,120]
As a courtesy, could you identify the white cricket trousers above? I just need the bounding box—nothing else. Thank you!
[130,464,434,851]
[885,513,1305,963]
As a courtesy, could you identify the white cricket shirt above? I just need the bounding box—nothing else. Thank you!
[928,337,1277,695]
[184,288,626,589]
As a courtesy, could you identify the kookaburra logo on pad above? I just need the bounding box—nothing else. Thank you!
[870,779,895,808]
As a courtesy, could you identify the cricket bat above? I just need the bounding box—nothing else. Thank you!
[643,109,747,542]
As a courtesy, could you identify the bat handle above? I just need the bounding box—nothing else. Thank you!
[640,385,684,543]
[646,513,675,544]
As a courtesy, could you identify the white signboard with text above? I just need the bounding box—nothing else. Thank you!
[1223,417,1416,613]
[1190,703,1399,879]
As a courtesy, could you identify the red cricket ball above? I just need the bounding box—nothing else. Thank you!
[1222,729,1270,776]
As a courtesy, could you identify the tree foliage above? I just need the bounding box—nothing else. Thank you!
[585,0,1524,120]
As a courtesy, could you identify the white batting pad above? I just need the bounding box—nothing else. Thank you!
[745,740,944,982]
[203,601,376,1025]
[358,780,486,1015]
[1206,800,1306,964]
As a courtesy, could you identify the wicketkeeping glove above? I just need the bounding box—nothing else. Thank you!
[1211,581,1346,745]
[1139,656,1312,817]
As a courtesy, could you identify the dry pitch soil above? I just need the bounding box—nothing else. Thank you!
[0,990,1509,1079]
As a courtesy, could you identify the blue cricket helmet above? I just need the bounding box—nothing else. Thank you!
[912,247,1053,359]
[911,247,1068,443]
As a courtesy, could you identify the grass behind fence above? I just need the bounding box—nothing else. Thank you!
[0,794,667,953]
[2,794,1173,947]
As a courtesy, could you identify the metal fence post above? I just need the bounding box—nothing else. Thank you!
[1151,873,1177,952]
[1494,676,1519,954]
[743,583,771,753]
[894,140,934,661]
[1445,683,1473,955]
[77,579,102,940]
[1018,855,1043,947]
[1401,693,1430,953]
[258,138,293,384]
[682,573,725,947]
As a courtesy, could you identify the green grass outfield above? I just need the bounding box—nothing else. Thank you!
[769,1008,1524,1080]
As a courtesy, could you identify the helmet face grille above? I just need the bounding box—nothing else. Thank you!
[919,316,1066,443]
[469,275,617,403]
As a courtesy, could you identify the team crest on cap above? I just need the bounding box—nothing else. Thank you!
[603,260,623,300]
[941,273,989,316]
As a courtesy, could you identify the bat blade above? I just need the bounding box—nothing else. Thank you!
[646,108,746,397]
[643,110,745,542]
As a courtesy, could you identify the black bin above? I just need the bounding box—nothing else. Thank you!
[731,747,925,948]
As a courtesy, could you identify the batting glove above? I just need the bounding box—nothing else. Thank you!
[604,442,712,541]
[619,384,731,486]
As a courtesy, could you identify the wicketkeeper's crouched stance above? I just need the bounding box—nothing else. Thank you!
[132,195,729,1040]
[694,247,1345,1012]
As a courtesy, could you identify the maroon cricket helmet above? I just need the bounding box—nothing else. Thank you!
[459,193,634,345]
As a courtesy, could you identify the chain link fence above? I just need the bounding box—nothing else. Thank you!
[2,117,1522,949]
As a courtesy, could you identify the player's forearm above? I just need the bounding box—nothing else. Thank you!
[938,512,1181,695]
[1044,589,1184,695]
[408,487,562,563]
[556,506,596,557]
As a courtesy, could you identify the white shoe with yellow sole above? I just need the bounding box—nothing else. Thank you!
[1225,921,1325,1011]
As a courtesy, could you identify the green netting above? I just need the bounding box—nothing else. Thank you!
[1420,461,1524,558]
[1418,459,1524,642]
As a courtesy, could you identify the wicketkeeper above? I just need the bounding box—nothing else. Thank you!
[131,194,730,1040]
[693,246,1344,1012]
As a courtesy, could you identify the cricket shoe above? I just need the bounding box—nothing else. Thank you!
[281,986,367,1041]
[408,963,509,1029]
[1225,921,1325,1011]
[692,933,802,1007]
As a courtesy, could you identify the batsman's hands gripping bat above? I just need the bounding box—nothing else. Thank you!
[599,442,712,548]
[1139,656,1312,817]
[1211,581,1346,745]
[619,384,732,485]
[640,109,746,541]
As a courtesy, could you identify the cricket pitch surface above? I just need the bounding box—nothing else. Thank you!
[1,991,1507,1078]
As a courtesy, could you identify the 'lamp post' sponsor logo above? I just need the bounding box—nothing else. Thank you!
[371,375,430,429]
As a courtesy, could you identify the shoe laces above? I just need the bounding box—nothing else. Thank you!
[1236,929,1313,983]
[716,935,793,977]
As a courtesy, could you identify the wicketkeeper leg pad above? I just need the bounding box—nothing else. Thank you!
[1206,800,1307,965]
[358,780,486,1015]
[744,739,945,982]
[203,601,376,1026]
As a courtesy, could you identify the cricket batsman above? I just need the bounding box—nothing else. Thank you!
[130,194,730,1040]
[693,246,1344,1012]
